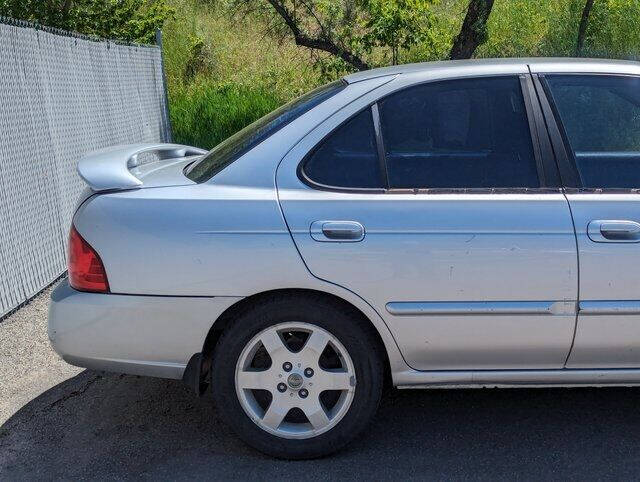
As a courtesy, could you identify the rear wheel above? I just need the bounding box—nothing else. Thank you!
[211,295,383,459]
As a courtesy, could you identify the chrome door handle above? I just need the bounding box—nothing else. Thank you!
[310,221,365,242]
[587,220,640,243]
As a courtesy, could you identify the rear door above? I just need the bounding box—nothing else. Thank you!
[537,72,640,368]
[277,73,579,371]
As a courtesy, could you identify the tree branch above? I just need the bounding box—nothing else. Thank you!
[449,0,495,60]
[266,0,369,71]
[576,0,595,56]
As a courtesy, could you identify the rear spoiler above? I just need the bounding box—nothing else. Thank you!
[77,143,207,192]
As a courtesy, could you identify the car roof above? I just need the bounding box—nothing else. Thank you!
[343,57,640,83]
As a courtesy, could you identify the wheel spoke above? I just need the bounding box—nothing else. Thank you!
[315,370,354,391]
[260,329,289,359]
[303,329,330,357]
[237,369,272,391]
[302,399,331,431]
[262,400,289,430]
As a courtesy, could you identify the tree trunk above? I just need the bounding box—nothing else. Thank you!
[449,0,495,60]
[576,0,596,56]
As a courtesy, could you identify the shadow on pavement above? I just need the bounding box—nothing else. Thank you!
[2,370,640,479]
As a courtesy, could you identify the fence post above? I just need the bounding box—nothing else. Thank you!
[156,28,173,142]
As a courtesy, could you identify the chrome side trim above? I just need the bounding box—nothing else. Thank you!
[394,368,640,388]
[386,300,576,316]
[579,301,640,315]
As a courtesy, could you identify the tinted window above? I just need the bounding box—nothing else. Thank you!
[378,76,539,189]
[186,80,345,183]
[546,75,640,188]
[302,108,383,189]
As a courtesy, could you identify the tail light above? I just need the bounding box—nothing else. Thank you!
[68,225,110,293]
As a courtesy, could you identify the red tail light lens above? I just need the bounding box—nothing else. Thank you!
[68,225,110,293]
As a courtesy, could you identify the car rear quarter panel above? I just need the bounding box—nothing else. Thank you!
[74,183,311,297]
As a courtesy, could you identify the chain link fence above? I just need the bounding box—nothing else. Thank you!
[0,18,172,318]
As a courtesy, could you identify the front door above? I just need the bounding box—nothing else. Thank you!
[539,72,640,368]
[278,74,578,370]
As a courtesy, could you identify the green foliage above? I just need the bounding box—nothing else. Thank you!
[566,0,640,59]
[0,0,174,43]
[168,0,640,149]
[183,34,213,81]
[403,0,459,62]
[236,0,443,68]
[170,81,283,149]
[359,0,436,65]
[477,0,552,58]
[7,0,640,151]
[313,56,354,83]
[163,0,323,147]
[162,0,321,94]
[478,0,640,60]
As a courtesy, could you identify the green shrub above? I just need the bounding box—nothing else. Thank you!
[183,34,214,82]
[170,81,284,150]
[0,0,174,43]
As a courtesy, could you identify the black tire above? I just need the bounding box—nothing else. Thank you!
[211,293,384,459]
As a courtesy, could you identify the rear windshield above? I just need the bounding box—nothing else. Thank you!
[185,80,346,183]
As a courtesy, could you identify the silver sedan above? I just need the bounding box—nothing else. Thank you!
[49,58,640,458]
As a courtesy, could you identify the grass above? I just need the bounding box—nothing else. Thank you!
[162,0,323,149]
[169,81,283,150]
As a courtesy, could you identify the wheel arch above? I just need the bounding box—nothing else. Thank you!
[200,288,403,391]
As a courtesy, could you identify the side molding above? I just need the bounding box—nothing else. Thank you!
[386,301,577,316]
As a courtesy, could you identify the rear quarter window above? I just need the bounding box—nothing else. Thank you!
[301,108,384,189]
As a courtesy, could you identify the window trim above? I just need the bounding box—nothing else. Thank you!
[370,103,390,189]
[536,72,640,193]
[299,74,562,194]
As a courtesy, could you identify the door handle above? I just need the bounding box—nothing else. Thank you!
[587,219,640,243]
[310,221,365,242]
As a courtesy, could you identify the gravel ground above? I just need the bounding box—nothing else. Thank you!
[0,286,82,425]
[3,285,640,479]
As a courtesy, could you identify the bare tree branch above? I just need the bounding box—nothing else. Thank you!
[265,0,369,71]
[449,0,495,60]
[576,0,595,56]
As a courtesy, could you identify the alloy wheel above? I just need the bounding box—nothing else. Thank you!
[234,322,356,439]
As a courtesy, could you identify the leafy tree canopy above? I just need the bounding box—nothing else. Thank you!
[0,0,174,43]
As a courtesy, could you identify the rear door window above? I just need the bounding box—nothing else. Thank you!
[377,76,540,189]
[545,75,640,188]
[301,108,384,189]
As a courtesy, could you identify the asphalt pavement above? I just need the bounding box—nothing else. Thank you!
[2,286,640,480]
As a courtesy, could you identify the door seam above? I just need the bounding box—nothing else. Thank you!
[528,64,581,367]
[562,189,581,367]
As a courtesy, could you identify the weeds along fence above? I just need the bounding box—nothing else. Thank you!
[0,18,172,318]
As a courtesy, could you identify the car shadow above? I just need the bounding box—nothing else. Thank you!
[1,370,639,479]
